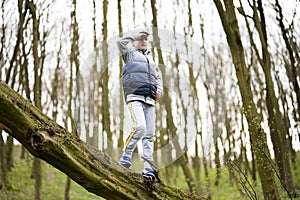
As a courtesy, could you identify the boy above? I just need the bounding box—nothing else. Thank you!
[117,30,162,182]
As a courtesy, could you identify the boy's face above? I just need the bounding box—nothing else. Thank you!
[134,34,148,51]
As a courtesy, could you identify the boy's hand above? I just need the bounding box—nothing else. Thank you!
[155,92,161,101]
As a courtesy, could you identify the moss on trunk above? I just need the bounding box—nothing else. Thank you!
[0,81,204,200]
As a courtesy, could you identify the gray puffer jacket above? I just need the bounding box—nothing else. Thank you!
[117,35,162,105]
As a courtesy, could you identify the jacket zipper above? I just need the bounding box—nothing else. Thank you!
[145,55,151,96]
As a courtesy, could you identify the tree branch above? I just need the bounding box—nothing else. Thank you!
[0,81,203,200]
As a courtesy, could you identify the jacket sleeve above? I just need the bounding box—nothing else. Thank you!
[155,66,163,94]
[116,34,140,62]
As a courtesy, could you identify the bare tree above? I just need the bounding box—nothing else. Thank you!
[5,0,26,86]
[117,0,125,155]
[204,46,226,188]
[213,0,280,198]
[26,1,44,199]
[274,0,299,168]
[100,0,113,155]
[0,130,11,190]
[65,0,81,198]
[274,0,300,120]
[238,0,295,194]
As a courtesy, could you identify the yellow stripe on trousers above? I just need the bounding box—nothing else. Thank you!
[124,102,137,148]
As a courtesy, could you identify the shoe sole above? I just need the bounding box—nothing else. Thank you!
[120,162,131,168]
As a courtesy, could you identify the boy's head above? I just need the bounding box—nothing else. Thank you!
[133,31,150,51]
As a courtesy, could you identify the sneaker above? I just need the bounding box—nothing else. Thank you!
[119,156,131,168]
[142,168,157,182]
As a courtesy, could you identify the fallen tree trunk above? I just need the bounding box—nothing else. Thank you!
[0,81,203,200]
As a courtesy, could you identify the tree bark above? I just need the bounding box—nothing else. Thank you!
[64,177,71,200]
[0,131,11,190]
[239,0,295,194]
[213,0,280,199]
[69,0,80,137]
[117,0,125,155]
[100,0,112,155]
[0,81,203,200]
[26,1,43,199]
[198,130,211,199]
[5,135,13,171]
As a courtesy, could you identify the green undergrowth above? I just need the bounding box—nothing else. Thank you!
[0,146,100,200]
[159,154,300,200]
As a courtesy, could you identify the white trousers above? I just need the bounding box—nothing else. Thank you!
[123,101,155,170]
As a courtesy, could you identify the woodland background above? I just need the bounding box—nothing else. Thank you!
[0,0,300,199]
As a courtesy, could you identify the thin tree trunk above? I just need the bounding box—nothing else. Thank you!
[32,158,42,200]
[187,64,203,192]
[274,0,298,170]
[3,0,27,181]
[274,0,300,120]
[64,177,71,200]
[240,113,253,180]
[223,114,234,187]
[69,0,80,137]
[205,74,222,187]
[19,12,31,162]
[192,132,201,193]
[65,1,80,199]
[199,130,211,199]
[117,0,124,155]
[101,0,112,155]
[6,136,13,171]
[26,1,43,199]
[6,0,26,85]
[185,3,205,191]
[224,111,248,200]
[90,0,100,149]
[275,71,297,167]
[188,64,203,192]
[204,59,224,187]
[0,131,11,190]
[214,141,221,186]
[0,0,6,78]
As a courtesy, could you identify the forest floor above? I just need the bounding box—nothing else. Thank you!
[0,145,299,199]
